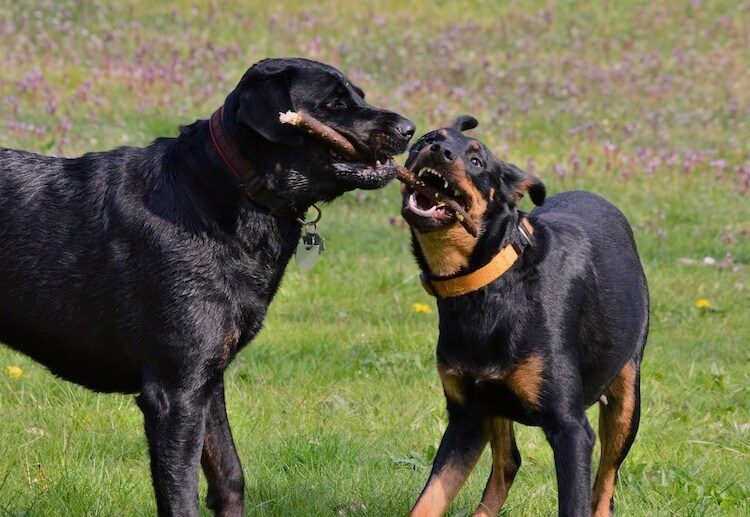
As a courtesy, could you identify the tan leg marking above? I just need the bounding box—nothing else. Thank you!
[438,364,465,405]
[201,427,220,488]
[219,329,240,369]
[474,418,518,516]
[411,461,471,517]
[505,354,545,406]
[592,361,637,517]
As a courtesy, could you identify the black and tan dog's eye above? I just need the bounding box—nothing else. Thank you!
[471,157,483,168]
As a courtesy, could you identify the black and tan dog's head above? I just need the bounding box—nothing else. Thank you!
[225,58,415,203]
[401,116,545,276]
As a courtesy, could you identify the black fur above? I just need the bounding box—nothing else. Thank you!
[404,121,648,516]
[0,57,414,516]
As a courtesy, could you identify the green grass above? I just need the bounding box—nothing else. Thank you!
[1,1,748,515]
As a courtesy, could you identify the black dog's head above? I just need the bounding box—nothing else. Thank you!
[224,58,415,204]
[400,116,545,276]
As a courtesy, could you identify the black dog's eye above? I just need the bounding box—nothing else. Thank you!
[471,157,483,168]
[326,98,348,110]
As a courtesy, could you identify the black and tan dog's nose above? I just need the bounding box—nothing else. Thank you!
[396,118,416,140]
[430,142,455,164]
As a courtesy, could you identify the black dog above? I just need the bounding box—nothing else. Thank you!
[0,57,414,516]
[400,117,648,516]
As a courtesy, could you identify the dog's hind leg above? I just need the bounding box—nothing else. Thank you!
[201,381,244,517]
[474,418,521,516]
[592,360,640,517]
[136,380,209,517]
[411,414,487,517]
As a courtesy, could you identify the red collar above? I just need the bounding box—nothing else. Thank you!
[209,106,300,219]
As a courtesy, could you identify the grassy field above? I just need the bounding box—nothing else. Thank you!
[1,1,748,515]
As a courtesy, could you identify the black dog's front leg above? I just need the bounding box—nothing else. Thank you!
[136,382,209,517]
[543,413,596,517]
[201,381,245,516]
[411,412,488,517]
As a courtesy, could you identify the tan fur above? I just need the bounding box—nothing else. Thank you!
[437,356,544,407]
[411,461,470,517]
[220,329,240,369]
[201,428,219,484]
[201,426,244,515]
[438,363,465,404]
[505,354,545,406]
[474,365,508,382]
[454,160,488,230]
[475,418,518,516]
[201,428,227,512]
[415,226,478,277]
[592,361,637,516]
[514,176,537,202]
[414,158,488,277]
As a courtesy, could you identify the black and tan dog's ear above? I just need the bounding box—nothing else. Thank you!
[234,61,304,146]
[451,115,478,132]
[519,174,546,205]
[499,163,546,206]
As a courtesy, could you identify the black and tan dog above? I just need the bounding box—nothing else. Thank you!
[0,58,414,516]
[400,117,648,516]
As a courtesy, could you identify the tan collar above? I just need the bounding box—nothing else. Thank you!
[421,218,534,298]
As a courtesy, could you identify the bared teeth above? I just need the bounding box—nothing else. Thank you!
[417,167,445,179]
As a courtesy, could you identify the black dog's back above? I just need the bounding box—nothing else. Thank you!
[531,190,648,401]
[0,148,143,390]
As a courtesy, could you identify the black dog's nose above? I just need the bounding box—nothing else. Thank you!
[430,143,455,163]
[396,118,416,140]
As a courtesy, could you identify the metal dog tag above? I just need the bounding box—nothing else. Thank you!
[296,228,325,271]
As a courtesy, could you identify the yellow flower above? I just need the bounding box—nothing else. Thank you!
[411,303,432,314]
[695,298,711,309]
[6,365,23,379]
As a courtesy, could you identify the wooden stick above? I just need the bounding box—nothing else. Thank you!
[279,110,359,159]
[279,111,478,236]
[396,166,478,237]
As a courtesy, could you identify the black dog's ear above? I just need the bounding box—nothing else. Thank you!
[234,62,304,146]
[451,115,478,132]
[498,162,546,206]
